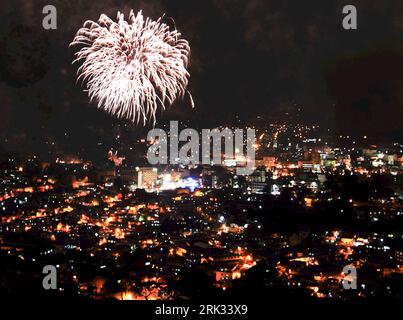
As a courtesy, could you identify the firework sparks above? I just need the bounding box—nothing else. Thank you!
[70,10,192,124]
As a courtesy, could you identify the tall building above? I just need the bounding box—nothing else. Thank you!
[137,167,158,190]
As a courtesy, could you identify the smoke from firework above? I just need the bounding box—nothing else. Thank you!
[70,10,192,124]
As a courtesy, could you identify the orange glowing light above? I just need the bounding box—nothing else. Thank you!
[194,190,204,197]
[114,228,125,239]
[304,197,313,207]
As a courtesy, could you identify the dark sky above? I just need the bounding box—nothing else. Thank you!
[1,0,403,161]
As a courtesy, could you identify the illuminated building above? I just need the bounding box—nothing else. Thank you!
[137,167,158,190]
[255,156,276,169]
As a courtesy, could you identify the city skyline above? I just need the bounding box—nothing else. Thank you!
[1,1,403,162]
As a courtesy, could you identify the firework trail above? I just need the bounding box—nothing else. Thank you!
[70,10,192,124]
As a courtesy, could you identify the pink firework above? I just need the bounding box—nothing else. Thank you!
[70,10,192,124]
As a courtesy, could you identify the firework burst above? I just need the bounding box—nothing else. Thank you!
[70,10,192,124]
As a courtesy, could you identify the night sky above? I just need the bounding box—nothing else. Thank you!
[1,0,403,162]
